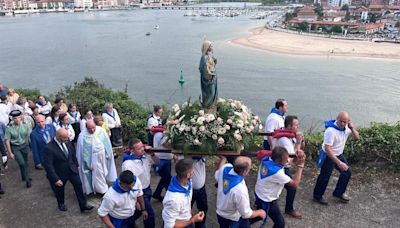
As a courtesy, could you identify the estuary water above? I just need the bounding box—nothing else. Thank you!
[1,9,399,128]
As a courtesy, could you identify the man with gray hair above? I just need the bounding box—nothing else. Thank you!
[215,156,266,227]
[30,115,56,170]
[102,103,122,148]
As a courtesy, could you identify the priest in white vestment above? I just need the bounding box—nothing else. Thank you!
[77,120,117,195]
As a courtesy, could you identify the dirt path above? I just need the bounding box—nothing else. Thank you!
[0,154,399,228]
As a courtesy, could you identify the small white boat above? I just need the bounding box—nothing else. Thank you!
[154,25,159,30]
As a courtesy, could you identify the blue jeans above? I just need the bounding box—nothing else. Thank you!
[153,159,172,198]
[250,195,285,228]
[217,214,250,228]
[134,187,155,228]
[313,154,352,200]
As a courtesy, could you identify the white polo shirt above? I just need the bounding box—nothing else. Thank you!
[255,164,291,202]
[215,164,253,222]
[192,158,206,190]
[121,154,154,189]
[147,113,161,130]
[322,123,351,156]
[264,113,285,141]
[102,108,121,129]
[98,178,143,219]
[153,132,174,160]
[275,137,296,156]
[162,183,193,228]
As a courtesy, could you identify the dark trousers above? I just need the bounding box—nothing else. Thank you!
[250,195,285,228]
[313,154,352,200]
[109,214,139,228]
[217,214,250,228]
[153,159,172,198]
[263,140,271,150]
[146,131,153,147]
[11,144,29,182]
[191,186,208,228]
[133,187,155,228]
[53,173,87,209]
[284,167,296,213]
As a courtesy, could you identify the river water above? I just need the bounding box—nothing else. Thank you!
[1,8,399,129]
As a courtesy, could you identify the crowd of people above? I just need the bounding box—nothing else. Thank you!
[0,82,360,228]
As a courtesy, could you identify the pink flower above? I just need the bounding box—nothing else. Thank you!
[218,137,225,145]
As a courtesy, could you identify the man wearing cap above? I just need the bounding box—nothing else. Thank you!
[4,110,32,188]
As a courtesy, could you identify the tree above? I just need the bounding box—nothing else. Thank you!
[345,11,351,21]
[298,22,309,31]
[370,14,377,23]
[341,4,349,11]
[314,4,323,18]
[331,25,342,33]
[396,21,400,28]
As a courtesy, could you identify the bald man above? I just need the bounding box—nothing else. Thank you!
[313,112,360,205]
[30,115,56,169]
[215,156,266,227]
[76,120,117,195]
[44,128,93,212]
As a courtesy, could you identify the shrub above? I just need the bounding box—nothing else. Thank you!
[57,77,149,143]
[15,88,41,102]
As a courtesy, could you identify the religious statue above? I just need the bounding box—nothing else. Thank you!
[199,36,218,112]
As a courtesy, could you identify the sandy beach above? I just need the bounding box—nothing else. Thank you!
[232,27,400,59]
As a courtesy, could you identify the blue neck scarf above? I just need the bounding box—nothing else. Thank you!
[123,152,145,162]
[325,119,345,132]
[112,177,137,194]
[270,108,285,118]
[167,176,192,197]
[259,157,283,179]
[222,166,244,195]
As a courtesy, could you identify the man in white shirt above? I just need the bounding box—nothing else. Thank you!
[152,131,173,202]
[80,110,94,133]
[264,99,288,150]
[162,159,205,228]
[215,156,266,227]
[252,146,305,228]
[313,111,359,205]
[146,105,163,147]
[122,139,159,228]
[190,156,207,228]
[274,115,305,218]
[98,170,148,228]
[102,103,122,148]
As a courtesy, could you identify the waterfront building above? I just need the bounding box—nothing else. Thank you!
[74,0,93,8]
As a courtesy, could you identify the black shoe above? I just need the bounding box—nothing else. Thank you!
[58,204,67,212]
[333,194,350,203]
[26,181,32,188]
[80,204,94,213]
[313,197,328,205]
[0,188,4,194]
[152,194,164,202]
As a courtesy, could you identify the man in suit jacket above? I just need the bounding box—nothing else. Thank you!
[44,128,94,212]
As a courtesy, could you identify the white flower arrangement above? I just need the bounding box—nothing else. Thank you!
[164,99,263,154]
